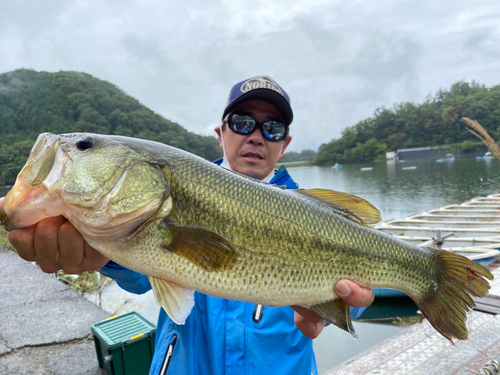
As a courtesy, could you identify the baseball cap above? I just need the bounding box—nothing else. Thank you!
[222,76,293,125]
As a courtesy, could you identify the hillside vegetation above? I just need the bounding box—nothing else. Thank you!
[0,69,222,184]
[315,81,500,165]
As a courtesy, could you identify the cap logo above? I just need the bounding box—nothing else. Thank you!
[240,76,283,96]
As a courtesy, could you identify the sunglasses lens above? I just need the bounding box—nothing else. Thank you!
[229,114,256,135]
[262,121,286,141]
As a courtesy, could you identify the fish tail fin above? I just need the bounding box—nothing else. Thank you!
[416,249,493,343]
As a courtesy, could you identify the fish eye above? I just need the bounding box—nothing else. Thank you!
[76,136,95,151]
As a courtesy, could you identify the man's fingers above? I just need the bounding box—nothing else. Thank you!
[58,220,108,273]
[82,245,109,272]
[58,220,86,274]
[292,307,327,339]
[9,226,37,261]
[6,213,107,274]
[291,305,324,323]
[32,217,67,273]
[335,280,374,308]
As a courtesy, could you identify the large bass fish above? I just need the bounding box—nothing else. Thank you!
[0,133,493,342]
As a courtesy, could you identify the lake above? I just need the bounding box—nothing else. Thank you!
[4,156,500,374]
[291,157,500,222]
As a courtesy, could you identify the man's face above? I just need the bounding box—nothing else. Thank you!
[215,98,292,180]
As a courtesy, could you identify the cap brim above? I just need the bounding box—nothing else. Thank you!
[223,89,293,125]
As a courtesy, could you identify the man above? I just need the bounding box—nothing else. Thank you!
[1,75,373,374]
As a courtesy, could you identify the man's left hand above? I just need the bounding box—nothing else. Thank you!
[292,280,374,339]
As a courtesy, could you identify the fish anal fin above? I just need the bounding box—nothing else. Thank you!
[149,276,194,325]
[294,189,381,226]
[162,221,238,272]
[308,299,357,338]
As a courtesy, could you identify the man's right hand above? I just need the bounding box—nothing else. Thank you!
[0,197,109,274]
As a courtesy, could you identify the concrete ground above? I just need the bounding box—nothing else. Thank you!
[0,246,110,375]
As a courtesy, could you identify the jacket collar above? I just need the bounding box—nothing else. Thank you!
[213,158,298,190]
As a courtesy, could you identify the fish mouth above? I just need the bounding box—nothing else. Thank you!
[1,181,67,231]
[1,133,68,231]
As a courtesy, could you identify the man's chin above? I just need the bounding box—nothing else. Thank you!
[235,162,270,181]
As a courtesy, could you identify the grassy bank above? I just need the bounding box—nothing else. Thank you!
[0,227,15,252]
[277,161,313,168]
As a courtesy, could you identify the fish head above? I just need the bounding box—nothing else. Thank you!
[1,133,168,243]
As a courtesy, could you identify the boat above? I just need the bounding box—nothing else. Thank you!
[401,166,417,170]
[360,167,373,171]
[373,193,500,297]
[436,153,455,163]
[332,163,343,169]
[476,151,495,161]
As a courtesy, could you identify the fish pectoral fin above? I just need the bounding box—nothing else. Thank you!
[162,221,238,272]
[149,276,194,325]
[294,189,381,226]
[308,299,357,338]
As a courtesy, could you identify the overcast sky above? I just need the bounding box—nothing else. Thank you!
[1,0,499,152]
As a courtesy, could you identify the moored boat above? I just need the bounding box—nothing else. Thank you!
[476,151,494,161]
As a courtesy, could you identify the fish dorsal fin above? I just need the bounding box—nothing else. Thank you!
[294,189,381,226]
[162,221,238,272]
[149,276,194,325]
[308,299,357,337]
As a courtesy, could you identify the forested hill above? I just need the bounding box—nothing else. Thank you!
[0,69,222,184]
[315,81,500,165]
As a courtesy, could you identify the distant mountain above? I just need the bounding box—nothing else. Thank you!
[0,69,222,184]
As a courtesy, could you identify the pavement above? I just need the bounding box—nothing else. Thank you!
[0,246,110,375]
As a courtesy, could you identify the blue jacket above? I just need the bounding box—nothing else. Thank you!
[100,165,365,375]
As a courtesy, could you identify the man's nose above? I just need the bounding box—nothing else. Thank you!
[246,129,265,145]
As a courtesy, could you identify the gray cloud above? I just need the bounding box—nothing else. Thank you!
[463,27,500,58]
[1,0,500,152]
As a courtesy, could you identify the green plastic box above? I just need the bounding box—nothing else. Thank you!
[92,312,156,375]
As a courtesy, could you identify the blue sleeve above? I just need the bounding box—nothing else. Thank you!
[350,306,365,320]
[99,261,152,294]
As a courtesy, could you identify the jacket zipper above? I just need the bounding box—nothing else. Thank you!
[158,334,177,375]
[252,304,265,323]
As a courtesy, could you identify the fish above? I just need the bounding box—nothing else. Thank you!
[0,132,494,343]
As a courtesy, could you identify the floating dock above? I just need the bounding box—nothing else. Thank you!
[377,193,500,263]
[326,194,500,375]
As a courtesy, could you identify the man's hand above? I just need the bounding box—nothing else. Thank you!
[292,280,374,339]
[0,197,108,274]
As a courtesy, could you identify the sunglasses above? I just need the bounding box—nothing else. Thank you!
[224,113,288,142]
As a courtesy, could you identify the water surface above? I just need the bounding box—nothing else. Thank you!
[291,157,500,222]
